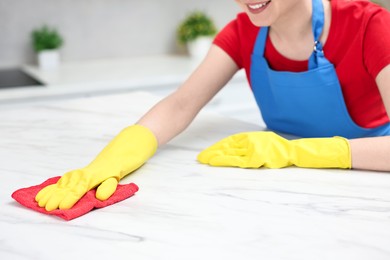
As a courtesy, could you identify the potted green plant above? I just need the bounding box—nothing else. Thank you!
[32,25,64,70]
[177,11,217,59]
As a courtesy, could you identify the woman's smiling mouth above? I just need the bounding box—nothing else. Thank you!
[247,0,272,14]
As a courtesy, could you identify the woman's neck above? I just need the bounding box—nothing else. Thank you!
[270,0,313,43]
[268,0,331,61]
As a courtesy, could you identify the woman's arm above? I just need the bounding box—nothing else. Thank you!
[137,44,239,145]
[350,64,390,171]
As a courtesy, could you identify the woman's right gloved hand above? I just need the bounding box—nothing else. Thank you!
[197,131,351,169]
[35,124,158,211]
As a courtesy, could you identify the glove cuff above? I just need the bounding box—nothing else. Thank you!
[333,136,351,169]
[85,124,158,179]
[130,124,159,156]
[290,136,351,169]
[117,124,158,178]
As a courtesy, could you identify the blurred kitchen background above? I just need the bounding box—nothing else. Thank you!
[0,0,388,124]
[1,0,388,70]
[0,0,263,124]
[0,0,240,68]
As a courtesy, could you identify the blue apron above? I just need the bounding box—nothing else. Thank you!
[250,0,390,138]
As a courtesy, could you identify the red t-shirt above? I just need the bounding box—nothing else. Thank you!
[213,0,390,128]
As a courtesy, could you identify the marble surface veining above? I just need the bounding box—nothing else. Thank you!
[1,92,390,260]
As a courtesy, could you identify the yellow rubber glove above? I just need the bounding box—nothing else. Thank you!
[197,131,351,169]
[35,124,158,211]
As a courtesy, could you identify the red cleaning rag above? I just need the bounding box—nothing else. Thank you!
[11,176,139,221]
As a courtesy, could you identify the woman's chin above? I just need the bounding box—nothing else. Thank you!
[248,15,273,27]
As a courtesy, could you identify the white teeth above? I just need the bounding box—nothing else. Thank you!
[248,1,270,9]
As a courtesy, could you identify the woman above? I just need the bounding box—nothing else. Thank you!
[36,0,390,211]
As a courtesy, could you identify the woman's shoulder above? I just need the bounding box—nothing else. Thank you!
[333,0,388,19]
[215,12,260,47]
[330,0,389,38]
[213,12,260,70]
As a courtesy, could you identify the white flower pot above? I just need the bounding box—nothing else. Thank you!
[187,36,213,60]
[38,50,60,70]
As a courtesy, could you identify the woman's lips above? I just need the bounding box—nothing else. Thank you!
[246,0,272,14]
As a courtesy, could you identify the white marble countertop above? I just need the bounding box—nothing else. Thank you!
[1,92,390,260]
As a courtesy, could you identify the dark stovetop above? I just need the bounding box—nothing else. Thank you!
[0,68,44,89]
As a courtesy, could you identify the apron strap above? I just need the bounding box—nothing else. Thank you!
[312,0,324,43]
[308,0,327,69]
[253,27,269,57]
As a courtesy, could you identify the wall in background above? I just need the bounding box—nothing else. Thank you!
[1,0,389,68]
[0,0,240,68]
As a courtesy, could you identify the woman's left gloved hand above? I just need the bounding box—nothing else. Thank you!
[197,131,351,169]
